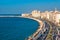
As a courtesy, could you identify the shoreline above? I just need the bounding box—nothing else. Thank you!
[0,16,44,40]
[22,17,44,40]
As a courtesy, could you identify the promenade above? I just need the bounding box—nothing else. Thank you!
[25,17,44,40]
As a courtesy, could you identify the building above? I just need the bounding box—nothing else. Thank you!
[21,13,30,17]
[55,13,60,26]
[21,9,60,26]
[49,11,54,21]
[44,11,50,19]
[46,8,60,26]
[40,11,51,19]
[52,8,60,26]
[31,10,40,18]
[40,12,46,19]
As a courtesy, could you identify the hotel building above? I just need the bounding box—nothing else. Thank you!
[31,10,41,18]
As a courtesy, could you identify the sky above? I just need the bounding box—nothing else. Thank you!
[0,0,60,14]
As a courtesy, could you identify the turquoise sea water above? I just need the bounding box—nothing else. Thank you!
[0,17,39,40]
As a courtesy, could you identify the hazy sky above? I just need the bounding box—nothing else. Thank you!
[0,0,60,14]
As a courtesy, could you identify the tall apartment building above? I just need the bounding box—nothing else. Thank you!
[31,10,41,18]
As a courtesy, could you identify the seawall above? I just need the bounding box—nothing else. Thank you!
[22,17,44,40]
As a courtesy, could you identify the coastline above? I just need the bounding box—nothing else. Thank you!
[0,16,44,40]
[22,17,44,40]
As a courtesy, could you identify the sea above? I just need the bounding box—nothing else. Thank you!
[0,14,39,40]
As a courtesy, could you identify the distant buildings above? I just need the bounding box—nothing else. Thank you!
[31,10,40,18]
[55,13,60,26]
[40,11,50,19]
[40,8,60,26]
[22,13,31,17]
[49,9,60,26]
[21,8,60,26]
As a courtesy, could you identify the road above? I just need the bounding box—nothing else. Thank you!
[27,18,58,40]
[37,21,50,40]
[43,19,58,40]
[49,21,58,40]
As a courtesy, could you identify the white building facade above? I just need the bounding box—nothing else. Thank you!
[32,10,40,18]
